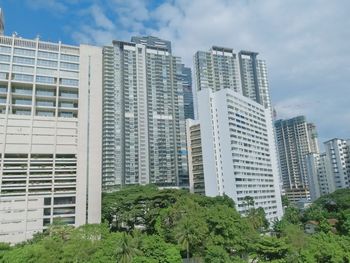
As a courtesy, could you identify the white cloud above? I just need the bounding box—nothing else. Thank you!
[63,0,350,141]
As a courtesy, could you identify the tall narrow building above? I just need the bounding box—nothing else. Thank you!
[102,37,188,191]
[0,34,102,243]
[324,138,350,190]
[190,46,283,220]
[0,8,4,36]
[274,116,319,202]
[305,153,333,201]
[305,138,350,201]
[179,65,194,120]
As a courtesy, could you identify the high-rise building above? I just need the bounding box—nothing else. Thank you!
[102,37,188,190]
[274,116,319,202]
[305,153,333,201]
[194,47,271,109]
[324,138,350,190]
[186,119,204,195]
[0,34,102,243]
[190,46,283,220]
[179,65,194,120]
[305,138,350,201]
[0,8,4,36]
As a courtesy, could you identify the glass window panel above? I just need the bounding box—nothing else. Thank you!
[0,85,7,93]
[13,56,35,65]
[13,98,32,105]
[60,78,78,86]
[0,63,9,71]
[0,46,11,54]
[12,65,34,74]
[0,54,10,63]
[60,91,78,98]
[60,62,79,70]
[37,67,57,76]
[36,76,55,84]
[12,87,32,95]
[36,111,54,117]
[36,89,55,97]
[36,100,55,107]
[37,59,58,68]
[60,54,79,62]
[0,72,7,79]
[14,48,35,57]
[38,51,58,60]
[13,109,31,115]
[60,70,79,79]
[13,74,34,82]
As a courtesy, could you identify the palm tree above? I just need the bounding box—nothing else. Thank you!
[176,218,196,261]
[116,232,141,263]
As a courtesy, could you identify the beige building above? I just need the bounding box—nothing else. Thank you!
[0,34,102,243]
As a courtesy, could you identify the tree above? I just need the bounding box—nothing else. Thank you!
[175,216,207,261]
[243,196,255,211]
[246,207,269,232]
[253,236,289,262]
[115,232,141,263]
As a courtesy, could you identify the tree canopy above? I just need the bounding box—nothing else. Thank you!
[1,186,350,262]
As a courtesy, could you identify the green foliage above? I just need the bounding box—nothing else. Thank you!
[2,186,350,262]
[245,207,269,232]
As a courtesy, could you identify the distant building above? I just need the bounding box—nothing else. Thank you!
[186,119,204,195]
[188,46,283,221]
[305,138,350,201]
[324,138,350,190]
[274,116,319,202]
[180,65,194,120]
[0,8,4,35]
[102,37,188,190]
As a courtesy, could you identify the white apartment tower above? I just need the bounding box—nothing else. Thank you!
[305,153,333,201]
[324,139,350,190]
[102,37,188,190]
[305,139,350,201]
[0,34,102,243]
[191,46,283,220]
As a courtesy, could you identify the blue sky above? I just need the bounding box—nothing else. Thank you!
[1,0,350,146]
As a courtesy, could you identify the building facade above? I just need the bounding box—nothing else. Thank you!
[180,65,194,120]
[102,37,188,191]
[305,153,333,201]
[186,119,204,195]
[305,139,350,201]
[196,88,282,220]
[0,34,102,243]
[274,116,319,202]
[190,46,283,220]
[324,139,350,190]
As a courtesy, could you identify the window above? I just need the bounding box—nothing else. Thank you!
[0,63,9,71]
[0,46,11,54]
[36,76,55,84]
[38,51,58,60]
[13,74,34,82]
[37,59,58,68]
[61,54,79,62]
[0,54,10,62]
[13,56,35,65]
[12,65,34,74]
[60,62,79,71]
[14,48,35,57]
[60,78,78,86]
